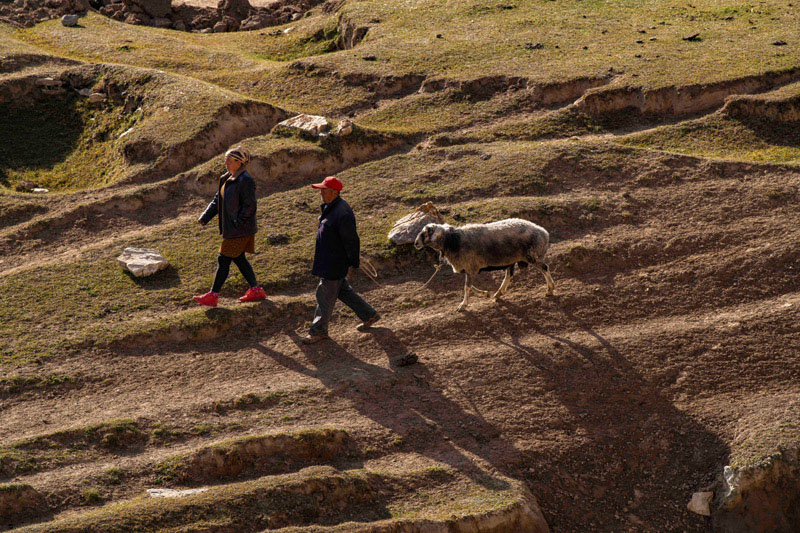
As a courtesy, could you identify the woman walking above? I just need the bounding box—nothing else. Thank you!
[193,147,267,307]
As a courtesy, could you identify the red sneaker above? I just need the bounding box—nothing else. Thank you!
[239,286,267,303]
[193,291,218,307]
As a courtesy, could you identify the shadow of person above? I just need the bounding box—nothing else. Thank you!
[253,332,517,489]
[494,298,729,529]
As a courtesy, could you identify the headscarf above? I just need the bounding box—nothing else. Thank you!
[225,147,251,167]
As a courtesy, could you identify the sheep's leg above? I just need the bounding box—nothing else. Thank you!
[493,266,514,299]
[539,262,555,296]
[457,274,471,312]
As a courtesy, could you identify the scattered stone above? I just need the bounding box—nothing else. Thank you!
[119,127,134,139]
[636,40,644,44]
[388,202,445,245]
[213,21,228,32]
[88,92,106,104]
[772,40,787,46]
[77,88,92,97]
[436,33,442,38]
[35,77,61,87]
[31,188,49,194]
[117,247,169,277]
[525,42,544,50]
[335,119,353,136]
[218,0,251,20]
[480,153,491,160]
[173,19,186,31]
[274,114,330,137]
[133,0,173,19]
[147,488,208,498]
[687,491,713,516]
[362,55,377,61]
[682,33,701,41]
[152,17,171,28]
[61,13,79,26]
[267,233,290,245]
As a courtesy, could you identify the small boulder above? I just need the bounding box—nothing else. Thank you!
[152,17,171,28]
[128,0,172,19]
[335,119,353,136]
[687,491,713,516]
[772,40,787,46]
[682,32,701,41]
[31,188,49,194]
[217,0,251,20]
[36,77,62,87]
[274,114,330,137]
[117,247,169,277]
[213,21,228,32]
[61,14,79,26]
[173,19,186,31]
[77,87,92,97]
[388,202,446,245]
[88,92,106,104]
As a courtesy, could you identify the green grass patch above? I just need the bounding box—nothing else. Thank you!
[618,113,800,164]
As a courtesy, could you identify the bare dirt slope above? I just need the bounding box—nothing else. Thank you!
[2,1,800,532]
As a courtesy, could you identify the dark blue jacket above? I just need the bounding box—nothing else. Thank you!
[199,170,257,239]
[312,196,360,280]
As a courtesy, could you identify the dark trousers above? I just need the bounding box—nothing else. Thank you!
[309,278,376,335]
[212,253,257,293]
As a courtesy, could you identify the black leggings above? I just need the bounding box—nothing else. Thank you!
[212,253,257,293]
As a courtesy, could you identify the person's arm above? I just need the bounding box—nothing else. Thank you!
[198,193,219,225]
[234,177,256,228]
[338,210,360,269]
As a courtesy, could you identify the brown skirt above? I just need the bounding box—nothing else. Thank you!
[219,235,255,258]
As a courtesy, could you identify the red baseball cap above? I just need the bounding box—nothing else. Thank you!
[311,176,343,191]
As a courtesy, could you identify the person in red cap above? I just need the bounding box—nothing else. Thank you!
[301,175,380,344]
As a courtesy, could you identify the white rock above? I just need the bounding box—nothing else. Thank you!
[89,92,106,103]
[276,114,330,136]
[118,127,134,139]
[61,14,79,27]
[147,488,208,498]
[31,188,49,193]
[35,77,62,87]
[335,119,353,136]
[77,88,92,97]
[388,202,445,245]
[117,247,169,277]
[687,491,713,516]
[283,26,294,33]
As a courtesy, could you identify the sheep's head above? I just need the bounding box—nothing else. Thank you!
[414,223,446,250]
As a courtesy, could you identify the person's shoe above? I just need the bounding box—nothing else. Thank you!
[356,313,381,332]
[301,332,329,345]
[193,291,218,307]
[239,286,267,302]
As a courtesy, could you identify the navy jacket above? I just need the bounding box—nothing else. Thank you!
[312,196,360,280]
[199,170,257,239]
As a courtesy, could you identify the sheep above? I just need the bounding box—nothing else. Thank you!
[414,218,555,311]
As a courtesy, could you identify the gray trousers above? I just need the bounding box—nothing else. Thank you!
[309,278,376,335]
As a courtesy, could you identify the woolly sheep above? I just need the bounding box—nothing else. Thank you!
[414,218,555,311]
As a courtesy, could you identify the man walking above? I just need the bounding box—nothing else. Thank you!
[302,176,380,344]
